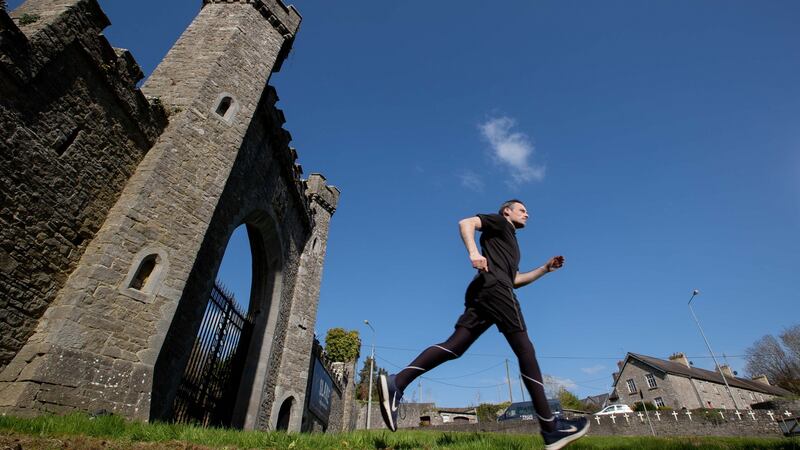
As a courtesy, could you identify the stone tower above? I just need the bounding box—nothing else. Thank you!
[0,0,338,430]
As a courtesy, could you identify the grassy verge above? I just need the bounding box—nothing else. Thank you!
[0,414,799,449]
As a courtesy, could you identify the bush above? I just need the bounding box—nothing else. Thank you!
[476,402,510,423]
[632,401,656,412]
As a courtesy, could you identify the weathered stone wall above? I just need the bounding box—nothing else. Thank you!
[356,402,440,430]
[270,174,339,431]
[338,361,360,432]
[419,409,791,437]
[0,0,166,370]
[0,0,336,431]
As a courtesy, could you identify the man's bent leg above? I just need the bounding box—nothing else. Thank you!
[378,325,487,431]
[394,325,485,391]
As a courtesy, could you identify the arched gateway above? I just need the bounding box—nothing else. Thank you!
[0,0,338,431]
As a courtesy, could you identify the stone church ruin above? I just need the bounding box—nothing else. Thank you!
[0,0,342,431]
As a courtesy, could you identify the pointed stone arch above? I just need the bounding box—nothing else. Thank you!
[148,208,285,426]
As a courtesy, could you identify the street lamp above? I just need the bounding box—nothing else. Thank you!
[364,319,376,429]
[687,289,739,409]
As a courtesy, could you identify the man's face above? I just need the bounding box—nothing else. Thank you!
[504,203,529,229]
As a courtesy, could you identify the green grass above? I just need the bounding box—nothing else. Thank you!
[0,414,799,449]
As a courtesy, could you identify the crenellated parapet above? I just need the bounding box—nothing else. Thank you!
[200,0,299,72]
[203,0,300,38]
[2,0,165,134]
[306,173,341,216]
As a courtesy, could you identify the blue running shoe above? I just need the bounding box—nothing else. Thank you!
[377,373,403,431]
[541,416,590,450]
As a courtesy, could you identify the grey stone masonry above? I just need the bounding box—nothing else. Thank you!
[269,174,339,431]
[1,0,337,430]
[0,0,167,371]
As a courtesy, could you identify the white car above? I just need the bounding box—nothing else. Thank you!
[594,404,634,415]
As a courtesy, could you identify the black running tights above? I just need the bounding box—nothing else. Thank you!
[393,326,555,432]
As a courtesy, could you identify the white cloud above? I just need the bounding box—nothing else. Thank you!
[458,170,485,192]
[478,116,545,183]
[581,365,607,375]
[543,374,577,397]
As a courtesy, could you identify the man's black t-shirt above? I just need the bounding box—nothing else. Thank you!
[476,213,520,288]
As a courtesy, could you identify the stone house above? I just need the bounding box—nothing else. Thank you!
[610,352,792,410]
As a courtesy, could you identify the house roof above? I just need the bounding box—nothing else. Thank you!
[620,353,792,397]
[582,393,610,405]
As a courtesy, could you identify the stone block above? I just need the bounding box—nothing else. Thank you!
[0,381,39,407]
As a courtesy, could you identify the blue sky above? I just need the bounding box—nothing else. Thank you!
[10,0,799,407]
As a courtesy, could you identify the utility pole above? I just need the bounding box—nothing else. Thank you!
[364,320,376,429]
[505,359,514,403]
[688,290,739,410]
[519,374,526,402]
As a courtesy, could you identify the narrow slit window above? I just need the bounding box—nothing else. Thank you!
[55,126,82,156]
[130,254,158,290]
[215,96,233,118]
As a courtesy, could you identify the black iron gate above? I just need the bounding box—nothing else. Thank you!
[172,282,253,427]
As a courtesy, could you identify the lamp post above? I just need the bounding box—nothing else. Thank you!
[364,319,376,429]
[687,289,739,409]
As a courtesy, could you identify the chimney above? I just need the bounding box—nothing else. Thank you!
[668,352,691,368]
[718,365,734,378]
[751,375,771,386]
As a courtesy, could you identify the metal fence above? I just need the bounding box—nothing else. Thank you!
[172,282,253,427]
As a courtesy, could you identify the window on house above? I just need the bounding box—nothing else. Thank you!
[654,397,665,408]
[645,373,657,389]
[626,378,637,394]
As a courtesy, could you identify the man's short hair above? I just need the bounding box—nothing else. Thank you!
[498,199,525,215]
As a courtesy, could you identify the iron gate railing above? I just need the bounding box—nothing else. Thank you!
[172,282,253,427]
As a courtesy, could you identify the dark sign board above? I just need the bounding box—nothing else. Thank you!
[308,359,333,423]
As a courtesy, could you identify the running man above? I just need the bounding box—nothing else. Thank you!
[377,200,589,450]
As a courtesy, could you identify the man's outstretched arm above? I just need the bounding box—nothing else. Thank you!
[458,216,488,272]
[514,256,565,288]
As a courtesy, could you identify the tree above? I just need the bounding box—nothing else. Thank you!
[557,388,584,411]
[543,374,575,400]
[744,326,800,395]
[324,328,360,362]
[780,325,800,362]
[355,356,387,401]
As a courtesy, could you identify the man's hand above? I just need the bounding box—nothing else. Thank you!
[471,253,489,272]
[544,255,565,273]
